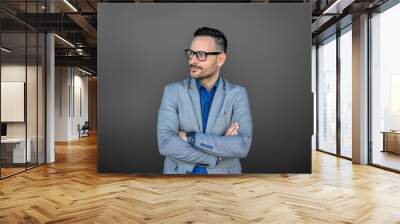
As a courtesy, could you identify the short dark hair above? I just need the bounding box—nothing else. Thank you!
[194,27,227,53]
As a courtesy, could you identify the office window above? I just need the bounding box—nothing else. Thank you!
[371,3,400,171]
[318,35,337,154]
[339,27,352,158]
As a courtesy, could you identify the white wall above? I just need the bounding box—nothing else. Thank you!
[1,66,26,140]
[1,64,40,137]
[71,71,89,138]
[55,67,89,141]
[55,66,70,141]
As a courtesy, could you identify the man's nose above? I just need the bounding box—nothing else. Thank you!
[189,55,199,64]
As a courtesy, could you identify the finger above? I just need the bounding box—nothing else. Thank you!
[230,123,240,133]
[225,128,234,136]
[233,125,240,136]
[228,123,239,135]
[227,125,239,136]
[233,127,239,136]
[230,122,236,128]
[225,123,236,135]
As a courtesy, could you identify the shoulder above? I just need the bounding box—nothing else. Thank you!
[223,78,248,97]
[163,78,189,93]
[165,78,188,89]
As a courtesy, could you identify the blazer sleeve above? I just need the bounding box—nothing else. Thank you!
[192,87,253,158]
[157,85,218,168]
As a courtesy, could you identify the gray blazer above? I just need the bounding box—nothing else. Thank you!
[157,76,253,174]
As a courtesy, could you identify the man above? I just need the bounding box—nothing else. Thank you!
[157,27,253,174]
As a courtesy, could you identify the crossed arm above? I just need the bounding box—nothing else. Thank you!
[157,85,253,166]
[157,86,218,167]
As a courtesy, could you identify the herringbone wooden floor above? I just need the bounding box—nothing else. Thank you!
[1,134,400,224]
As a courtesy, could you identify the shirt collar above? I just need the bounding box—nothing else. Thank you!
[195,75,220,93]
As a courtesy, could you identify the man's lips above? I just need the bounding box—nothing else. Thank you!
[190,66,201,71]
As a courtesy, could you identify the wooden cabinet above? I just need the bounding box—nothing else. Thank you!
[382,131,400,154]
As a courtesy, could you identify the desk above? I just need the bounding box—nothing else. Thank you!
[1,138,32,163]
[381,131,400,154]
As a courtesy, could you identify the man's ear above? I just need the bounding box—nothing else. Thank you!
[217,53,227,67]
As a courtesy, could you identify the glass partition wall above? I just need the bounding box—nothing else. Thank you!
[370,3,400,172]
[316,26,353,159]
[339,27,352,159]
[0,1,46,179]
[317,35,337,155]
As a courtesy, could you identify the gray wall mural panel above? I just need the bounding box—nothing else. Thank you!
[98,3,312,173]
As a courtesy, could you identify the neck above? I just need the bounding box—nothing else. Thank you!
[199,71,220,91]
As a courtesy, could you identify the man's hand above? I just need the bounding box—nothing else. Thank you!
[224,122,239,136]
[179,122,239,141]
[179,131,187,142]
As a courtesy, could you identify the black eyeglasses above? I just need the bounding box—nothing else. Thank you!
[184,49,222,61]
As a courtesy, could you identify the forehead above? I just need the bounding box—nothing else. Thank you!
[190,36,216,51]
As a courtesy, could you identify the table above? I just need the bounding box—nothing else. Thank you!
[1,138,32,164]
[381,131,400,154]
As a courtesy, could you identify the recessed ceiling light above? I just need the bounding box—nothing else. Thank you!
[63,0,78,12]
[322,0,353,14]
[78,67,93,76]
[1,47,11,53]
[54,34,75,48]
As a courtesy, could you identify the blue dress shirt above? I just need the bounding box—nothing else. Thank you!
[191,76,220,174]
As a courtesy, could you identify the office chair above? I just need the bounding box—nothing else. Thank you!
[79,121,90,138]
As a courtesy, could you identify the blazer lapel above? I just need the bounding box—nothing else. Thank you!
[187,78,203,132]
[205,78,226,134]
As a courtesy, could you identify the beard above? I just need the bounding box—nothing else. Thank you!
[189,65,215,80]
[190,71,213,80]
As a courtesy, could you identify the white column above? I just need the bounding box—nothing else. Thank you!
[46,1,55,163]
[352,14,369,164]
